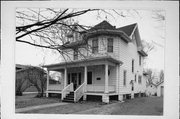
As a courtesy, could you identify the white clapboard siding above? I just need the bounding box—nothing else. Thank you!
[60,30,146,95]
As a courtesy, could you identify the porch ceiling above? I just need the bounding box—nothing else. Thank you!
[43,56,123,71]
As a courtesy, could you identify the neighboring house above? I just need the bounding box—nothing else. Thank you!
[16,64,59,94]
[156,81,164,97]
[146,83,157,96]
[43,20,148,103]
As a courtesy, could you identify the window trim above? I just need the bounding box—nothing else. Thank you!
[107,38,113,52]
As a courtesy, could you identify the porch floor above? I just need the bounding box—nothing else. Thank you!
[46,90,62,94]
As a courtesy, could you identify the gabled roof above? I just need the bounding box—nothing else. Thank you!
[117,23,137,37]
[89,20,116,31]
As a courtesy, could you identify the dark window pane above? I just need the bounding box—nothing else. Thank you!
[87,72,92,84]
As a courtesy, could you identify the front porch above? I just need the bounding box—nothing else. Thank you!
[43,56,123,103]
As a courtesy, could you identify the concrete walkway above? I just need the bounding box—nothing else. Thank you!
[16,102,69,113]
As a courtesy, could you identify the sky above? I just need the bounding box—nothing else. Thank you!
[16,9,165,71]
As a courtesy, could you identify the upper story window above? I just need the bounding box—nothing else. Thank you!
[132,59,134,73]
[92,38,98,53]
[135,74,136,82]
[74,48,78,60]
[107,38,113,52]
[123,70,127,86]
[139,55,141,65]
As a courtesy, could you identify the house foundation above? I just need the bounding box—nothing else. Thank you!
[118,94,123,101]
[131,92,134,99]
[102,94,109,103]
[83,94,87,100]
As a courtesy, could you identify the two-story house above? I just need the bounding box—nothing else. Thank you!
[43,20,147,103]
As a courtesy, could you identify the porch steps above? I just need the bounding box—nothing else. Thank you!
[62,92,75,103]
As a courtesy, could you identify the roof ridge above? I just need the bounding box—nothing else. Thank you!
[89,20,115,31]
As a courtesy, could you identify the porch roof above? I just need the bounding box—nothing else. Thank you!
[43,56,123,70]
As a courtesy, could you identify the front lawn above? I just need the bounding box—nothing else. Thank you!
[16,94,60,109]
[23,100,106,114]
[77,96,163,115]
[22,96,163,115]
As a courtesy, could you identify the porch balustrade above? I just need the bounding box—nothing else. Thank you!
[86,84,116,93]
[61,83,74,100]
[74,82,86,102]
[48,84,63,91]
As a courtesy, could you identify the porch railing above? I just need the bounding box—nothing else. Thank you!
[74,82,85,102]
[86,84,116,93]
[48,84,63,91]
[61,83,74,100]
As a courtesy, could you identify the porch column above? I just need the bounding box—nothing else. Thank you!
[46,70,49,97]
[105,64,109,93]
[64,67,67,88]
[83,66,87,100]
[116,64,119,93]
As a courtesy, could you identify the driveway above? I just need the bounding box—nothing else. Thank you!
[22,96,163,115]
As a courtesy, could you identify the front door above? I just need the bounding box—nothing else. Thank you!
[71,73,78,90]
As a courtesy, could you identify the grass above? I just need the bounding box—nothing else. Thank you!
[77,96,163,115]
[23,100,106,114]
[20,96,163,115]
[16,94,60,109]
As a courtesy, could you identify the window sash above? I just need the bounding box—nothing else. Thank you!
[107,38,113,52]
[92,39,98,53]
[132,59,134,73]
[139,55,141,65]
[123,70,127,86]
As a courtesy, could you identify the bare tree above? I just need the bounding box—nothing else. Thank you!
[26,67,47,97]
[16,8,142,62]
[159,70,164,82]
[141,40,155,54]
[16,69,33,96]
[145,68,156,85]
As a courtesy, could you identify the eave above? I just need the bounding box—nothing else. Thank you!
[83,29,132,43]
[43,56,123,70]
[138,49,148,57]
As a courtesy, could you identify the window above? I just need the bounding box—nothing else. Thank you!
[87,72,92,84]
[139,55,141,65]
[107,38,113,52]
[92,39,98,53]
[135,74,136,82]
[108,70,110,76]
[74,48,78,60]
[78,73,81,85]
[138,75,142,84]
[68,73,71,84]
[123,70,127,86]
[132,59,134,73]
